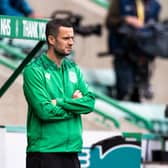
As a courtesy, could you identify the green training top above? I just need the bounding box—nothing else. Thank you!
[23,53,95,153]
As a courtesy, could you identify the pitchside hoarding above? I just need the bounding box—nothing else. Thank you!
[0,128,141,168]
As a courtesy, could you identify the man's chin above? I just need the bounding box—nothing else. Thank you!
[54,49,71,58]
[65,51,72,56]
[66,50,72,54]
[64,52,71,56]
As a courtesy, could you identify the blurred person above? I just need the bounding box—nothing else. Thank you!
[0,0,40,18]
[0,0,41,46]
[105,0,161,102]
[23,19,95,168]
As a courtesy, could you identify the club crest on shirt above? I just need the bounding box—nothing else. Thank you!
[69,71,77,83]
[45,73,50,80]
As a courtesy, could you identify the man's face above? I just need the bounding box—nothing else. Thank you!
[53,26,74,57]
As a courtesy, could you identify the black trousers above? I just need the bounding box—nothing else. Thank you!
[26,152,81,168]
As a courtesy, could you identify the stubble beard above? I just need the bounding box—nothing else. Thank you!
[54,47,70,59]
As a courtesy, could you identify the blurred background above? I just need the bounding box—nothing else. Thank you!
[0,0,168,167]
[1,0,168,125]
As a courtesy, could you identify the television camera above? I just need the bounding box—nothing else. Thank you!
[51,10,102,37]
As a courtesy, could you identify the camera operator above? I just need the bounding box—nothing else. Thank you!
[105,0,161,102]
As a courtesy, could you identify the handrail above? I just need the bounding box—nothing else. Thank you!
[122,132,142,141]
[0,41,45,97]
[94,91,153,131]
[6,125,26,133]
[0,42,26,59]
[94,107,120,128]
[0,15,47,97]
[91,0,109,9]
[0,56,19,70]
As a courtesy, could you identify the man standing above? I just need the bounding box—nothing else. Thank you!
[23,19,95,168]
[105,0,161,102]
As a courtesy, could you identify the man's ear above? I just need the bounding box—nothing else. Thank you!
[48,35,56,45]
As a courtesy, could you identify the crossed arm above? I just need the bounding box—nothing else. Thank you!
[51,90,83,105]
[23,67,95,121]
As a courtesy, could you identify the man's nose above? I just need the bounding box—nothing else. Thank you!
[68,38,74,45]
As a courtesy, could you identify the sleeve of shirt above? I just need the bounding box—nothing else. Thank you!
[57,65,95,115]
[23,66,73,121]
[0,0,24,16]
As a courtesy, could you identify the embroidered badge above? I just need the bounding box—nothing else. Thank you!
[45,73,50,80]
[69,71,77,83]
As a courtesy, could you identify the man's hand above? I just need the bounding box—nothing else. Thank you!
[72,90,83,98]
[125,16,144,28]
[51,90,82,106]
[51,99,56,106]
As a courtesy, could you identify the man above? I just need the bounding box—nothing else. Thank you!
[23,19,95,168]
[105,0,161,102]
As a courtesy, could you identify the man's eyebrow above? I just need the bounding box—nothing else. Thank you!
[62,35,74,39]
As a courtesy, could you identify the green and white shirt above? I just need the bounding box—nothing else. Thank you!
[23,53,95,153]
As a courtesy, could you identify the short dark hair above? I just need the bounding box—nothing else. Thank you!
[45,19,73,39]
